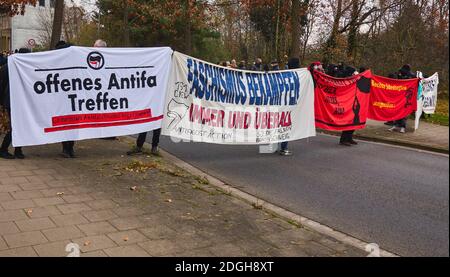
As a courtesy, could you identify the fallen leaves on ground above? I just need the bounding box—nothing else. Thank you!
[124,160,157,173]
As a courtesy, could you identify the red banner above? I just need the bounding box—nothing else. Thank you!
[368,75,419,121]
[314,70,372,131]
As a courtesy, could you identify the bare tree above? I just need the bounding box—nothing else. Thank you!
[50,0,64,49]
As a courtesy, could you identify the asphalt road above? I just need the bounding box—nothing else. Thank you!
[152,134,449,257]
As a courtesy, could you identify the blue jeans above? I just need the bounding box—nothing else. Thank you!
[281,142,289,151]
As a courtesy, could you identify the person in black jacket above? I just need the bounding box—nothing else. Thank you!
[0,48,31,159]
[388,64,415,133]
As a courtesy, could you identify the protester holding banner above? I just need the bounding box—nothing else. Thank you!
[315,63,371,147]
[368,66,419,133]
[278,57,302,156]
[0,48,31,159]
[388,64,416,133]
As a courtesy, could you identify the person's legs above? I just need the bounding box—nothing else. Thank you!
[127,132,147,155]
[136,132,147,149]
[1,109,15,159]
[340,131,352,146]
[391,118,407,133]
[151,129,161,155]
[0,131,14,159]
[279,141,292,156]
[61,141,75,158]
[14,147,24,159]
[398,117,407,133]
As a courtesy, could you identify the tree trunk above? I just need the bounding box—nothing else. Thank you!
[347,0,360,62]
[290,0,302,59]
[50,0,65,49]
[184,0,193,54]
[324,0,343,63]
[123,6,130,47]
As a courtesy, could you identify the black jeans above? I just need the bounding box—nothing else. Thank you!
[62,141,75,153]
[280,142,289,151]
[394,117,407,128]
[136,128,162,148]
[0,109,22,154]
[340,130,355,143]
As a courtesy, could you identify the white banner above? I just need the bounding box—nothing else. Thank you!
[421,73,439,114]
[9,46,172,147]
[415,72,439,130]
[162,52,316,144]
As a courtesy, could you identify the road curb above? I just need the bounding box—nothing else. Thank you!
[151,143,399,257]
[318,130,449,154]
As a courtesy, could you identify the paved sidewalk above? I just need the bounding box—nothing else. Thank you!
[321,120,449,153]
[0,137,366,257]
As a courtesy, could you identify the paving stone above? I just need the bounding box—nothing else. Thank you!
[43,226,84,241]
[40,188,72,198]
[80,250,108,257]
[15,217,56,232]
[0,210,28,222]
[32,169,59,176]
[138,239,183,256]
[7,170,35,177]
[138,225,177,240]
[0,222,20,235]
[62,194,94,203]
[0,237,7,250]
[10,190,44,200]
[27,206,62,219]
[1,199,35,210]
[85,200,119,210]
[112,207,146,217]
[0,246,38,257]
[207,243,247,257]
[0,177,29,185]
[72,235,117,253]
[3,231,48,248]
[104,245,150,257]
[18,182,49,191]
[26,175,55,183]
[47,180,76,188]
[33,197,66,207]
[106,230,148,246]
[50,213,89,227]
[77,221,117,236]
[109,217,145,231]
[34,240,71,257]
[0,192,13,202]
[0,185,21,193]
[82,210,118,222]
[57,203,92,214]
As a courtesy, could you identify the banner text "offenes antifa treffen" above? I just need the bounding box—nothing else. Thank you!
[31,71,157,112]
[187,59,301,106]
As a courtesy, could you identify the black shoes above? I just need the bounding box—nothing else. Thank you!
[151,146,160,156]
[62,150,76,158]
[279,149,293,156]
[127,147,143,156]
[14,150,25,159]
[0,151,15,159]
[127,147,160,156]
[339,141,352,147]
